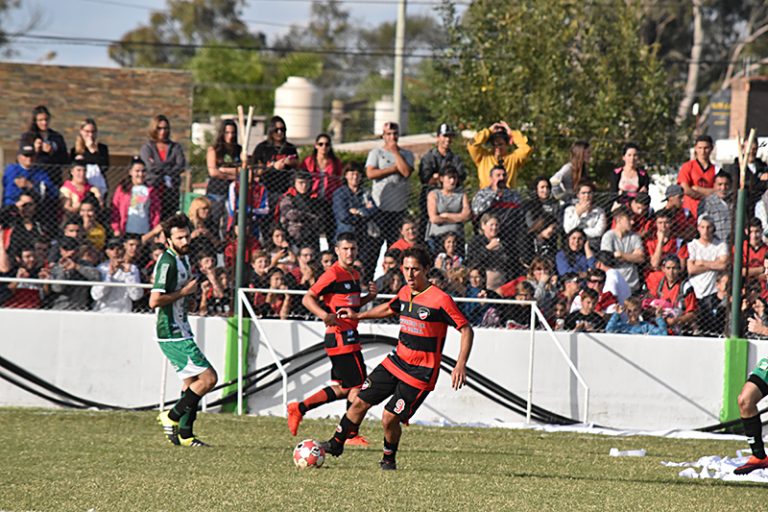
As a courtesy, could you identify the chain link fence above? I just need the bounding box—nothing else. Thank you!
[0,159,758,337]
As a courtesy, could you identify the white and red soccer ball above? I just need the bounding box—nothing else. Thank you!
[293,439,325,469]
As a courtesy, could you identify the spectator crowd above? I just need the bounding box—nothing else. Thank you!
[1,104,767,337]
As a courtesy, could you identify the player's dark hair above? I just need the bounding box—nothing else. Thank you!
[162,213,191,239]
[336,232,358,245]
[402,245,431,269]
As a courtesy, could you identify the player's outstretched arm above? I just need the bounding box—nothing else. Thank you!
[338,302,394,321]
[451,324,474,390]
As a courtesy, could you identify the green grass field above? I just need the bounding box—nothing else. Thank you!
[0,407,765,511]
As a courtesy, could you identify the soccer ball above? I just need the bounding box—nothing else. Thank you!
[293,439,325,469]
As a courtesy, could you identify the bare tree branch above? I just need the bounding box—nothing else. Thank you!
[676,0,703,125]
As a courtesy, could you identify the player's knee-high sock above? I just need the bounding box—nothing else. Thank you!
[383,439,398,463]
[299,386,337,415]
[329,414,359,450]
[168,388,202,423]
[743,414,766,459]
[179,389,198,439]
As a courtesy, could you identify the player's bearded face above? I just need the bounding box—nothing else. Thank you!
[169,228,191,255]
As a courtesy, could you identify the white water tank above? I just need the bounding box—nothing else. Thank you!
[373,95,409,135]
[274,76,323,145]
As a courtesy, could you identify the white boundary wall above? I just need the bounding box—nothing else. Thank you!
[0,309,731,430]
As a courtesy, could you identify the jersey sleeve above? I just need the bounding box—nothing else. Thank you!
[152,253,175,294]
[440,293,469,330]
[388,287,404,313]
[309,267,336,297]
[677,162,693,186]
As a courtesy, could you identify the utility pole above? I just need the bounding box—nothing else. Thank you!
[393,0,407,129]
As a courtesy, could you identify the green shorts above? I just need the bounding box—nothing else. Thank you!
[158,338,211,380]
[748,358,768,396]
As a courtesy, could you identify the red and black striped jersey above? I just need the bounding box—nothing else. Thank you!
[309,262,362,355]
[382,284,468,391]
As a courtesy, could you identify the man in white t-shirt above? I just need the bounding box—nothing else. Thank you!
[600,206,645,290]
[686,214,728,301]
[594,251,631,305]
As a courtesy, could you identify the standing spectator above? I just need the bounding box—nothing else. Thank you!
[60,156,102,215]
[1,244,50,309]
[605,296,667,335]
[686,214,728,322]
[467,120,532,189]
[226,167,269,241]
[609,142,649,205]
[79,197,107,251]
[727,137,768,212]
[302,132,343,203]
[659,184,697,241]
[110,156,162,243]
[645,254,696,334]
[425,167,471,248]
[556,228,594,277]
[563,181,607,250]
[419,123,468,237]
[365,122,414,246]
[206,119,241,229]
[122,233,142,267]
[70,118,109,197]
[565,288,605,332]
[19,105,68,187]
[277,170,323,251]
[140,114,187,219]
[697,171,734,244]
[645,210,687,274]
[524,176,560,229]
[252,116,299,200]
[332,163,377,280]
[91,238,143,313]
[2,145,55,206]
[551,140,590,200]
[677,134,717,219]
[188,196,221,256]
[600,206,645,290]
[467,213,510,289]
[48,236,101,310]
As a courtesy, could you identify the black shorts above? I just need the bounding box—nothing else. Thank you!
[330,351,367,390]
[357,364,430,423]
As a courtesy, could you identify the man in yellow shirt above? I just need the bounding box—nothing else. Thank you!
[467,121,532,189]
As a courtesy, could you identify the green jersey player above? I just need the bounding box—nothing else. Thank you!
[152,214,218,447]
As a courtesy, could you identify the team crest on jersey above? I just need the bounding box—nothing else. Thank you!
[393,399,405,414]
[361,378,371,390]
[418,307,429,320]
[344,283,351,290]
[400,303,405,312]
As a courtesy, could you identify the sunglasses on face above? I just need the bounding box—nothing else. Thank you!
[274,127,286,133]
[316,141,330,147]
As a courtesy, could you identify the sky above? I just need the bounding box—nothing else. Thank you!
[4,0,449,68]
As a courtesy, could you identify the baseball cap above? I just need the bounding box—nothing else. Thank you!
[19,145,35,156]
[663,184,683,201]
[71,154,86,168]
[106,237,124,249]
[381,122,399,136]
[436,123,456,137]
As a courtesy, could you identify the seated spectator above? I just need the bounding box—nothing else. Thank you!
[226,167,270,242]
[19,105,69,186]
[189,195,221,256]
[609,143,649,205]
[302,132,343,203]
[498,256,558,315]
[389,216,419,253]
[91,238,143,313]
[551,140,590,200]
[294,245,317,286]
[645,210,688,274]
[600,206,645,291]
[563,181,606,250]
[444,265,468,296]
[471,165,524,266]
[434,232,464,271]
[565,288,605,332]
[374,249,402,291]
[467,213,510,287]
[263,225,296,271]
[645,254,696,334]
[605,296,666,335]
[247,250,271,289]
[2,145,55,206]
[463,266,490,325]
[659,184,697,241]
[556,228,594,277]
[743,218,768,279]
[223,220,263,271]
[570,268,617,315]
[141,243,166,283]
[110,156,162,243]
[524,176,560,229]
[467,120,532,189]
[251,116,299,200]
[557,272,581,314]
[206,119,241,230]
[277,170,323,250]
[198,267,231,316]
[48,236,101,310]
[140,114,187,219]
[550,298,569,330]
[425,166,471,247]
[379,268,405,296]
[7,191,48,257]
[427,267,450,290]
[697,171,734,243]
[686,215,728,324]
[594,251,632,306]
[70,118,109,198]
[744,297,768,339]
[1,243,50,309]
[626,193,654,238]
[522,214,558,267]
[696,271,730,336]
[252,267,291,319]
[60,156,102,215]
[79,197,107,251]
[506,280,536,329]
[319,250,336,270]
[122,233,142,267]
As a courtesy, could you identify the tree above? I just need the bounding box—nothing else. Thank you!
[433,0,683,183]
[109,0,264,68]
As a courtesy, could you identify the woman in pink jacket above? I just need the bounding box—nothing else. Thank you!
[111,156,161,243]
